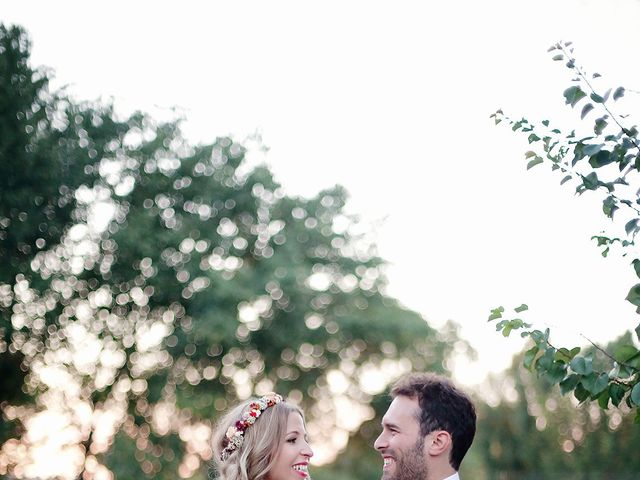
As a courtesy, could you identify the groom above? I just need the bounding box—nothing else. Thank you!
[374,373,476,480]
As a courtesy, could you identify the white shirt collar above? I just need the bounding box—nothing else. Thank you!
[442,473,460,480]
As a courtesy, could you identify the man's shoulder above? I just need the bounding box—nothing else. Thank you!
[442,473,460,480]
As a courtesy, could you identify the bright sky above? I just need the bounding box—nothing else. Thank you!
[3,0,640,388]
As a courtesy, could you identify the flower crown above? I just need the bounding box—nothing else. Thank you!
[220,392,283,462]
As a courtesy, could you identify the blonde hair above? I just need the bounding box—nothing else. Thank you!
[211,398,304,480]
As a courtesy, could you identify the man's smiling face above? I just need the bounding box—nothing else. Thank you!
[373,395,429,480]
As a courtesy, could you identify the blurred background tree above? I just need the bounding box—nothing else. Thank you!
[0,24,456,479]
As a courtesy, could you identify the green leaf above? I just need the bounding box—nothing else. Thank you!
[581,372,610,396]
[631,383,640,406]
[636,323,640,342]
[582,143,604,156]
[597,389,610,409]
[574,383,590,402]
[593,373,610,395]
[633,259,640,278]
[528,133,541,144]
[609,384,625,407]
[495,320,508,331]
[592,72,602,78]
[509,318,526,329]
[542,120,550,127]
[537,347,555,370]
[514,303,528,313]
[581,103,594,119]
[525,151,537,159]
[627,354,640,370]
[581,172,599,191]
[560,175,572,185]
[560,374,580,395]
[589,150,614,168]
[570,356,593,375]
[552,54,564,61]
[527,157,544,170]
[572,142,586,165]
[619,365,634,379]
[523,346,539,370]
[594,117,608,135]
[530,329,546,345]
[563,86,587,107]
[590,92,605,103]
[488,307,504,321]
[625,219,639,236]
[625,283,640,307]
[556,347,580,363]
[616,344,640,362]
[602,195,618,218]
[592,235,611,247]
[547,362,568,383]
[613,86,625,101]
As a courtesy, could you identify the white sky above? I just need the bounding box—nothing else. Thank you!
[3,0,640,386]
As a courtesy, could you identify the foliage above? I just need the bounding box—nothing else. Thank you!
[0,24,455,479]
[476,333,640,479]
[490,41,640,417]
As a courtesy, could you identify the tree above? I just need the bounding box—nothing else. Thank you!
[489,41,640,419]
[0,24,457,479]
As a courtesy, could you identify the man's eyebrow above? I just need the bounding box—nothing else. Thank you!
[381,420,400,430]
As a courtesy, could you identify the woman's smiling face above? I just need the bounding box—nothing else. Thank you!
[267,412,313,480]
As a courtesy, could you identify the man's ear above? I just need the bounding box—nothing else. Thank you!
[425,431,452,457]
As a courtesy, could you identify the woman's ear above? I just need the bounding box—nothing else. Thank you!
[425,430,452,457]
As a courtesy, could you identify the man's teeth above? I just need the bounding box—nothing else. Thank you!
[293,465,308,472]
[383,458,392,467]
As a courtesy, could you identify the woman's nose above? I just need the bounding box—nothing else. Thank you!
[302,440,313,458]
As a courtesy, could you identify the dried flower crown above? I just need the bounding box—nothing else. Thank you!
[220,392,283,462]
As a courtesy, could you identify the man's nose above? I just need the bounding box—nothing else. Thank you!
[374,432,387,451]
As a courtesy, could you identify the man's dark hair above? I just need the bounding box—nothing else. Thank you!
[390,372,476,470]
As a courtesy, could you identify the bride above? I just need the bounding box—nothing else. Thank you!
[211,392,314,480]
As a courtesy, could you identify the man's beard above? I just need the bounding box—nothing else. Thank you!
[382,437,428,480]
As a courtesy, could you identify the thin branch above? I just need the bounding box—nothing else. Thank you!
[579,333,638,372]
